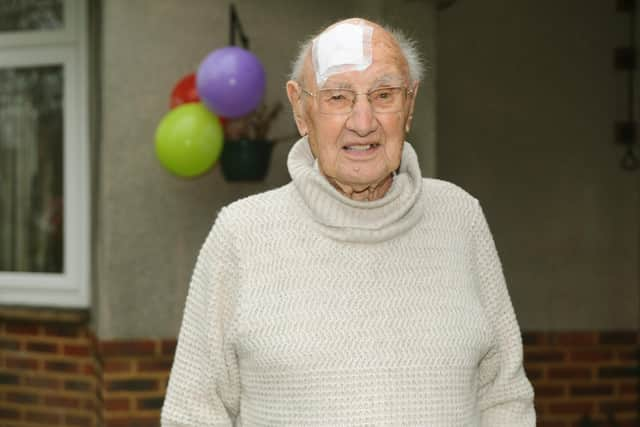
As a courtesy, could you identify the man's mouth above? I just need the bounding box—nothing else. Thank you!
[343,143,380,151]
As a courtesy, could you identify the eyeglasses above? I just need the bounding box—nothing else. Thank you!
[301,86,413,115]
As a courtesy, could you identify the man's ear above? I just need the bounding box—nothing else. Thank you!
[286,80,309,136]
[405,81,420,133]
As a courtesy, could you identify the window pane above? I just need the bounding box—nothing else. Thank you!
[0,0,63,32]
[0,65,64,273]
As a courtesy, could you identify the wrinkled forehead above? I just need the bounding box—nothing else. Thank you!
[304,19,409,88]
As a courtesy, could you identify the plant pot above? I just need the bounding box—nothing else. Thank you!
[221,139,273,181]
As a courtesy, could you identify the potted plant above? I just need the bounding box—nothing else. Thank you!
[221,101,283,181]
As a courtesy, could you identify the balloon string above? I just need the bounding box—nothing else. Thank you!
[230,4,250,49]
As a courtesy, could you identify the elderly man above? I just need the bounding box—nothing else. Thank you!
[162,18,535,426]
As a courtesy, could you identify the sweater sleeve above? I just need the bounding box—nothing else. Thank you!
[472,201,536,426]
[161,209,241,427]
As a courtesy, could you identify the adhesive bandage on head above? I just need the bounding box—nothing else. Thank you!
[312,20,373,86]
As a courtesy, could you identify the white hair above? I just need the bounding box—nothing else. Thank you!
[289,23,426,84]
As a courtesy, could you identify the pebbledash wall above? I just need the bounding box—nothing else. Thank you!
[1,0,639,426]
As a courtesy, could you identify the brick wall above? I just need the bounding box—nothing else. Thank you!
[99,339,174,427]
[1,312,638,427]
[525,331,639,427]
[0,315,98,427]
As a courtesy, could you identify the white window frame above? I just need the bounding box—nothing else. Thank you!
[0,0,90,308]
[0,1,77,47]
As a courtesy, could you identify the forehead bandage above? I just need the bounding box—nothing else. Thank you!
[312,21,373,86]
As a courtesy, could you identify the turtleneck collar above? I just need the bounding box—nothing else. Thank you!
[287,137,424,243]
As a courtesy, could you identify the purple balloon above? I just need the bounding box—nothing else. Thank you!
[196,46,266,119]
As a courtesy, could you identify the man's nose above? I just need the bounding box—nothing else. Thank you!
[345,95,378,136]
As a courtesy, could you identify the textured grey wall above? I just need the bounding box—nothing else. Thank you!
[438,1,639,329]
[94,0,437,338]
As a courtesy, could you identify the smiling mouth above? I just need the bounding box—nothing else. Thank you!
[343,143,380,151]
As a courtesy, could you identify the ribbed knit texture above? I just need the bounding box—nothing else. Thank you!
[161,138,535,426]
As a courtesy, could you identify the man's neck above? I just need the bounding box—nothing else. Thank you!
[325,173,394,201]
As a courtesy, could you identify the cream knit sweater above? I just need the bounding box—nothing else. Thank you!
[161,138,535,426]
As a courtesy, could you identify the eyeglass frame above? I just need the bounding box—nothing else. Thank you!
[299,85,415,115]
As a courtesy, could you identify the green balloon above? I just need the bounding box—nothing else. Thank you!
[155,103,223,177]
